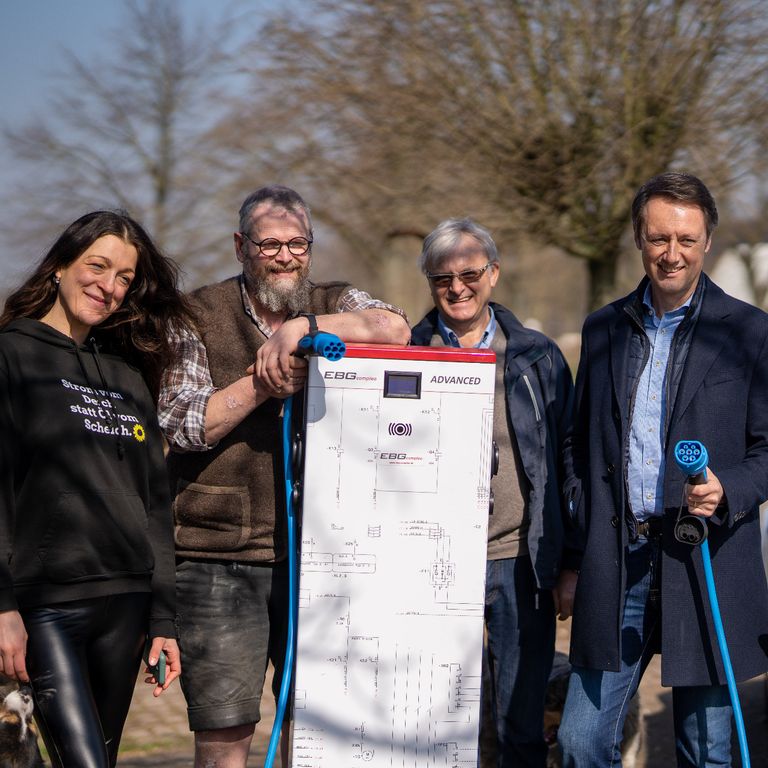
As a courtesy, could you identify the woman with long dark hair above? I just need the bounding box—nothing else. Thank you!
[0,210,190,767]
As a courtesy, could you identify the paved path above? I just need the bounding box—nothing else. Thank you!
[117,668,276,766]
[114,625,767,767]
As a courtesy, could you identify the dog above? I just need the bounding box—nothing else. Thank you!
[544,651,645,768]
[0,674,44,768]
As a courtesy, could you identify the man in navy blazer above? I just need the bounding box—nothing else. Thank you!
[559,172,768,767]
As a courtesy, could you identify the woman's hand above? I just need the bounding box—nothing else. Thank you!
[144,636,181,697]
[0,610,28,682]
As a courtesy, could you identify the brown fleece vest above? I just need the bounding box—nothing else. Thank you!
[167,276,350,562]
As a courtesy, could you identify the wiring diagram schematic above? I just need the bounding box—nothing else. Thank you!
[293,349,495,767]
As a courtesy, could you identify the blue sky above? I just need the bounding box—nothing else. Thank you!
[0,0,261,289]
[0,2,128,217]
[2,2,120,125]
[1,3,114,286]
[0,1,233,124]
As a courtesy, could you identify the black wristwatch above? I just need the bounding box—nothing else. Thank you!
[299,312,318,336]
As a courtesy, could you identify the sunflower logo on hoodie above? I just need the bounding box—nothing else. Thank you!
[133,424,146,442]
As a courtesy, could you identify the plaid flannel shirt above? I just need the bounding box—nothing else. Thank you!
[158,275,405,451]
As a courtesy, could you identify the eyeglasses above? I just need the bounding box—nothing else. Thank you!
[240,232,313,257]
[426,262,494,288]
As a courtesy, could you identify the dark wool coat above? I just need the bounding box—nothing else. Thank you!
[567,274,768,686]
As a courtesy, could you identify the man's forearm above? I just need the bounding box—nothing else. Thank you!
[254,309,410,390]
[313,308,411,345]
[204,376,269,445]
[205,308,409,444]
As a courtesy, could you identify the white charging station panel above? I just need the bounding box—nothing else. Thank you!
[292,344,495,767]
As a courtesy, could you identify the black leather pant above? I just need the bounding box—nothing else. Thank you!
[22,593,149,768]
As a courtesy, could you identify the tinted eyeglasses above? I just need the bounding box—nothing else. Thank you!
[426,262,494,288]
[241,232,313,257]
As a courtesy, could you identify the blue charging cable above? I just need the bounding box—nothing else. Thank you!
[264,332,346,768]
[673,440,750,768]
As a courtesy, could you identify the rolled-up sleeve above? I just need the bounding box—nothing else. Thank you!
[336,288,408,320]
[158,327,218,452]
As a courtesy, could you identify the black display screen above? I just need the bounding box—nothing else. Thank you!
[384,371,422,399]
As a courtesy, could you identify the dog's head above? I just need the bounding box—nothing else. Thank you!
[0,676,43,766]
[0,677,39,751]
[1,689,34,724]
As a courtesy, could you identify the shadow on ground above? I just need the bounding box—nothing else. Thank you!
[641,675,767,768]
[108,622,768,768]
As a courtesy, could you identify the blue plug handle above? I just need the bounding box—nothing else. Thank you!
[673,439,708,483]
[672,440,709,546]
[297,332,346,360]
[671,439,750,766]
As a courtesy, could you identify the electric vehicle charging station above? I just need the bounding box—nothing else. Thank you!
[290,343,496,767]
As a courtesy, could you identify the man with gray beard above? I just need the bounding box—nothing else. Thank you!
[158,185,410,768]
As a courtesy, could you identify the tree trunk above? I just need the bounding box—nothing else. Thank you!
[587,255,620,313]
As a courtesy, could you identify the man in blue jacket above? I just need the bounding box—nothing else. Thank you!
[411,217,578,767]
[559,172,768,767]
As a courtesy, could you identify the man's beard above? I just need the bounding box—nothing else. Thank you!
[249,262,312,314]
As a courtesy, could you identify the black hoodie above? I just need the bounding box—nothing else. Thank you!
[0,318,175,638]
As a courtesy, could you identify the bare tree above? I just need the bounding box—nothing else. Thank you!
[2,0,241,283]
[232,0,768,310]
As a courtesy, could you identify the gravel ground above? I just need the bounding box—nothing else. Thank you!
[53,623,766,766]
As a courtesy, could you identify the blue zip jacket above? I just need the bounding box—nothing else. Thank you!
[411,302,578,588]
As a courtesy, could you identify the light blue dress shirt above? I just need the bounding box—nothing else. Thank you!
[628,285,691,521]
[437,306,497,349]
